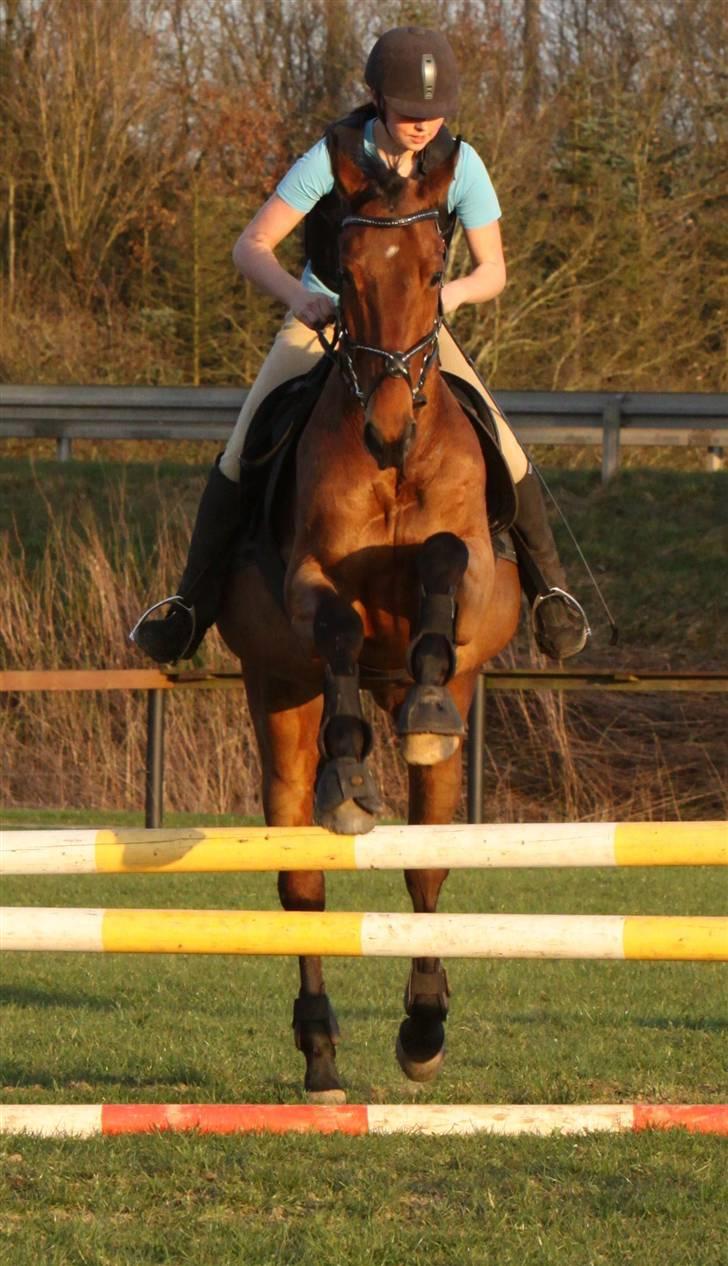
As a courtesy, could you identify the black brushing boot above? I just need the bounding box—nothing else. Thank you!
[130,459,241,664]
[513,467,590,660]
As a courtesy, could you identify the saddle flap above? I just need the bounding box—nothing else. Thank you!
[241,356,332,471]
[441,371,518,536]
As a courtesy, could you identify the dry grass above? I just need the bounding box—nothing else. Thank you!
[2,464,725,823]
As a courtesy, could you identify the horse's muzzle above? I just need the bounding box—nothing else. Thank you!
[364,420,417,473]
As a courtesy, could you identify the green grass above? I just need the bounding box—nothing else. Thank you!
[1,457,726,1260]
[1,864,726,1264]
[0,808,263,829]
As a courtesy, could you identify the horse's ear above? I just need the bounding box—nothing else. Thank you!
[330,134,370,200]
[416,138,462,208]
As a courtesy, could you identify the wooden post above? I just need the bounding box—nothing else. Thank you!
[467,675,486,824]
[145,690,166,828]
[601,397,622,483]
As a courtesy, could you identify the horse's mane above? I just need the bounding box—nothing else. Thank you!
[348,151,410,213]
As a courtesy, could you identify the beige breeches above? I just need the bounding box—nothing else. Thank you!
[220,312,528,483]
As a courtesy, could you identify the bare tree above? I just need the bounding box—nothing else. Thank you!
[2,0,181,301]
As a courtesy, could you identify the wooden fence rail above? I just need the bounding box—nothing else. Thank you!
[1,668,725,826]
[1,385,726,481]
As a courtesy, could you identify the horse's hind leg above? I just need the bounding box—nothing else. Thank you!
[398,532,469,766]
[245,673,346,1104]
[396,674,475,1083]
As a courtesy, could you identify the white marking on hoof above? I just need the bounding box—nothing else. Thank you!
[305,1088,348,1105]
[400,733,461,766]
[395,1034,446,1084]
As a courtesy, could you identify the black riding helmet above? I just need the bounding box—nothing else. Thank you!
[365,26,460,120]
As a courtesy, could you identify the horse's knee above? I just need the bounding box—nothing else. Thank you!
[418,533,469,594]
[314,592,364,671]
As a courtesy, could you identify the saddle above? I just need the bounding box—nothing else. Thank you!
[231,362,518,599]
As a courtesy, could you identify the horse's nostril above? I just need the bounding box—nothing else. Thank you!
[364,420,417,472]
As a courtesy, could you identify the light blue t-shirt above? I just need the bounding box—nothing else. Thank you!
[276,118,501,302]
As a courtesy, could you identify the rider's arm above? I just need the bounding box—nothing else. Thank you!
[232,195,336,329]
[440,219,506,315]
[233,138,338,330]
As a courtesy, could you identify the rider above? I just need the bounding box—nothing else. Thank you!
[131,26,589,664]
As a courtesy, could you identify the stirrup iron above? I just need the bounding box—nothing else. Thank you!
[531,587,591,654]
[128,595,197,660]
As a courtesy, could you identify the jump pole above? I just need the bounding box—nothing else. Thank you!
[2,909,726,960]
[1,1102,727,1139]
[2,821,725,874]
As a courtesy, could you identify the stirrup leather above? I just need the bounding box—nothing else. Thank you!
[128,595,197,660]
[531,587,591,654]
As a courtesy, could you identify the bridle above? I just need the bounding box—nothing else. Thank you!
[317,208,444,410]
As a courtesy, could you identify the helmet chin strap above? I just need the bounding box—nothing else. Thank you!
[374,94,404,151]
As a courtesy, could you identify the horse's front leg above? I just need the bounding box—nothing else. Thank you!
[287,560,382,835]
[398,531,490,766]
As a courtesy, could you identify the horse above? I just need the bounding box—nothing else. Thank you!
[218,137,521,1102]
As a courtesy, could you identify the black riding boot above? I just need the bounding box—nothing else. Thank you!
[513,467,590,660]
[130,459,241,664]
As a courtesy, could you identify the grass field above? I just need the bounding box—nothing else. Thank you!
[1,455,726,1260]
[1,815,727,1265]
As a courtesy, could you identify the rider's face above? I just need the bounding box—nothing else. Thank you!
[383,106,445,153]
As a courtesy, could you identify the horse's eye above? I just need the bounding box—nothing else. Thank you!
[340,267,354,287]
[431,271,443,287]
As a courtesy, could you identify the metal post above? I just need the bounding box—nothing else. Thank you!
[56,435,73,461]
[601,397,622,483]
[145,689,166,828]
[466,674,486,824]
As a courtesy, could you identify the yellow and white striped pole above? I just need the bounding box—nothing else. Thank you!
[2,909,726,960]
[1,821,725,874]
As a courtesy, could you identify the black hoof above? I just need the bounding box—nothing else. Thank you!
[314,757,381,834]
[397,684,464,738]
[396,1017,446,1083]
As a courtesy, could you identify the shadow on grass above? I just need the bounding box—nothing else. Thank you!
[633,1015,728,1033]
[0,1062,212,1091]
[0,984,116,1011]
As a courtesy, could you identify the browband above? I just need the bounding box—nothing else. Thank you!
[341,209,441,230]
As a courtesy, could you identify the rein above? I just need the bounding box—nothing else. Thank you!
[317,208,444,410]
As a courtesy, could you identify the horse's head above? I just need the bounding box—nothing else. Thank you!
[331,139,460,474]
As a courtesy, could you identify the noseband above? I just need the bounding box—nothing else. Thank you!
[318,208,444,410]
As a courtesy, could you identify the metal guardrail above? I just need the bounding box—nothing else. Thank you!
[1,385,726,481]
[1,668,725,826]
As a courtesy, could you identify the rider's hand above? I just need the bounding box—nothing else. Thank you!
[293,292,337,331]
[440,281,461,316]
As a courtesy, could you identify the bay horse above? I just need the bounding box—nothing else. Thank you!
[218,138,521,1101]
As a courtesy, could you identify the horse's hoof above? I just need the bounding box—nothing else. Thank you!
[305,1087,348,1105]
[400,732,460,766]
[317,798,378,835]
[395,1031,446,1084]
[398,682,465,735]
[314,757,381,834]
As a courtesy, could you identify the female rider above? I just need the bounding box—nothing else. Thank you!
[132,26,589,663]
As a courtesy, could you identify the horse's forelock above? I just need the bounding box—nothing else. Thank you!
[350,153,408,213]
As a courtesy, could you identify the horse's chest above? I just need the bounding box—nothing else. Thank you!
[367,482,430,543]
